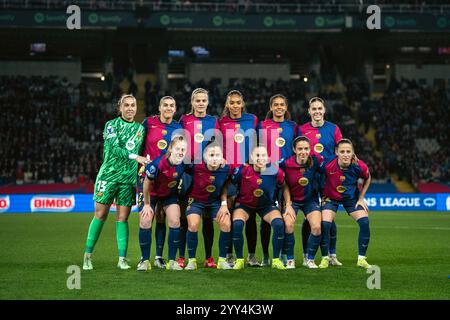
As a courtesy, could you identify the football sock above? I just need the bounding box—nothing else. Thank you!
[219,231,231,258]
[202,216,214,259]
[85,217,104,254]
[260,219,271,258]
[301,219,311,256]
[168,227,180,260]
[329,221,337,255]
[271,218,285,258]
[357,217,370,256]
[186,230,198,259]
[178,217,187,258]
[320,221,332,257]
[307,233,321,260]
[245,214,257,254]
[284,232,295,260]
[139,227,152,261]
[232,220,245,259]
[116,221,129,258]
[155,221,166,257]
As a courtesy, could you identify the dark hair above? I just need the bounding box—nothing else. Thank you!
[265,94,291,120]
[221,90,246,118]
[336,138,354,150]
[292,136,311,149]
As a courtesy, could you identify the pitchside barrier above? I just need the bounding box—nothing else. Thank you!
[0,194,449,213]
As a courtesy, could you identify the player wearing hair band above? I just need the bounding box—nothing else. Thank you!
[140,136,188,271]
[280,136,323,269]
[219,90,260,267]
[298,97,343,267]
[257,94,298,266]
[184,140,234,270]
[318,139,372,269]
[231,145,286,270]
[180,88,220,269]
[83,94,148,270]
[137,96,182,271]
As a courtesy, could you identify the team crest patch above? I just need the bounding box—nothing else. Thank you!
[196,124,202,129]
[336,185,346,193]
[194,133,204,143]
[275,137,286,147]
[168,181,178,188]
[157,139,168,150]
[97,192,103,197]
[340,176,346,182]
[253,189,264,197]
[300,168,306,174]
[209,176,215,182]
[277,127,283,133]
[173,172,178,178]
[298,177,309,186]
[256,179,262,185]
[161,129,167,136]
[234,133,245,144]
[126,141,136,151]
[316,133,321,139]
[206,185,216,193]
[235,124,240,129]
[314,143,324,153]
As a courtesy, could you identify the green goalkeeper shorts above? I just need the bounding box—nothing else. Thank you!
[93,179,136,207]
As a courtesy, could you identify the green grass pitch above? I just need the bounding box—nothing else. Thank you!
[0,211,449,300]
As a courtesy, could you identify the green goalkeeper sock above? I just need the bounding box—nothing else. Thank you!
[116,221,129,258]
[85,217,105,254]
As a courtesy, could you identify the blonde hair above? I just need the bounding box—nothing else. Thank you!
[116,94,136,115]
[165,135,187,159]
[188,88,209,115]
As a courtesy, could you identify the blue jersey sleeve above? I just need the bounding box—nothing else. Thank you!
[145,160,159,181]
[231,165,243,186]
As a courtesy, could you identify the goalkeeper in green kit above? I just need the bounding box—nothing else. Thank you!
[83,94,149,270]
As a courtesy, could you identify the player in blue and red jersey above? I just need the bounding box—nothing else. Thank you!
[138,96,182,270]
[231,145,287,270]
[219,90,261,267]
[258,94,298,266]
[184,140,235,270]
[298,97,343,267]
[318,139,372,269]
[179,88,220,269]
[139,135,188,271]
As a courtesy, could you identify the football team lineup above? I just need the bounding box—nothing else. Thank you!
[82,89,373,272]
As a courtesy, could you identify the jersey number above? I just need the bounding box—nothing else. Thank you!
[97,181,107,192]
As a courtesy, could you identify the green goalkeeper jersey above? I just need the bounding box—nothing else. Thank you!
[96,116,145,185]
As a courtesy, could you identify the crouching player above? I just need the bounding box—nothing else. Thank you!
[318,138,372,269]
[280,136,322,269]
[184,140,234,270]
[138,135,188,271]
[231,145,286,270]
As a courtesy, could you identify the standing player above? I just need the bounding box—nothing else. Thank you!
[219,90,260,266]
[318,139,372,269]
[180,88,219,268]
[258,94,298,266]
[137,96,182,270]
[280,136,322,269]
[184,140,234,270]
[298,97,343,266]
[83,94,148,270]
[231,145,286,270]
[140,136,188,271]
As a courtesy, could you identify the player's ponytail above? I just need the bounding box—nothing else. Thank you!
[265,94,291,120]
